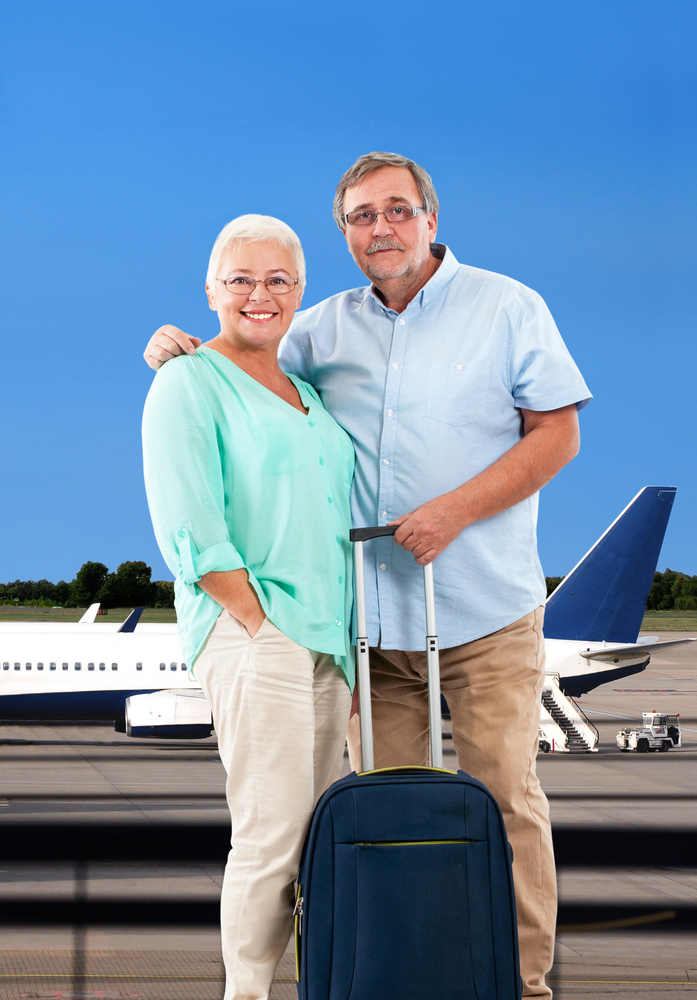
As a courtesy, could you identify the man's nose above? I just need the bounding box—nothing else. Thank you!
[371,212,394,237]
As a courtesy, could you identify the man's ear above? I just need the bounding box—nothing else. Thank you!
[427,213,438,243]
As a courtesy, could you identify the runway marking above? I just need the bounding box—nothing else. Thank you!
[549,980,697,986]
[557,908,676,932]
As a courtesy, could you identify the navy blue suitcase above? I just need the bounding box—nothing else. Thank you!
[294,527,521,1000]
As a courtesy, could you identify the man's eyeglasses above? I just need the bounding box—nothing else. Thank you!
[216,276,299,294]
[344,205,426,227]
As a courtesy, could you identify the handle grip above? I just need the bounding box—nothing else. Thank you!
[349,525,398,542]
[351,526,442,771]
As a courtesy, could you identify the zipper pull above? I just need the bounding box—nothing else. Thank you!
[293,895,304,918]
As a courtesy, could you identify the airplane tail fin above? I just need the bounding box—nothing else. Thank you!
[544,486,677,643]
[117,607,144,633]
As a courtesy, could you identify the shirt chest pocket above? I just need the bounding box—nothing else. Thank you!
[425,361,491,427]
[246,417,308,476]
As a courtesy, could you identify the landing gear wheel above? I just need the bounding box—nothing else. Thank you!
[637,738,649,753]
[539,741,551,754]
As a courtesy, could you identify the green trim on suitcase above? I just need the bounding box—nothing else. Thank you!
[359,765,457,776]
[355,839,478,846]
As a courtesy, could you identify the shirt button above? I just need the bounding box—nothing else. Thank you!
[398,319,405,326]
[338,576,343,584]
[327,496,333,504]
[308,420,315,427]
[379,563,387,571]
[381,511,388,519]
[335,619,342,626]
[382,459,389,466]
[392,363,399,370]
[456,364,463,371]
[387,409,394,417]
[319,457,325,465]
[177,528,187,538]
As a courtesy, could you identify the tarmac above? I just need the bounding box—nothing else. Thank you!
[0,632,695,998]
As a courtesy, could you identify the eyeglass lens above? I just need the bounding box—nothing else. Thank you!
[345,206,421,226]
[222,276,297,294]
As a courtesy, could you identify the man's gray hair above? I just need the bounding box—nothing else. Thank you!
[333,152,440,231]
[206,214,306,292]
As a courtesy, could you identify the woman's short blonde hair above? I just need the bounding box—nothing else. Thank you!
[206,214,306,293]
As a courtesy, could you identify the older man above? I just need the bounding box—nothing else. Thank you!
[144,152,591,998]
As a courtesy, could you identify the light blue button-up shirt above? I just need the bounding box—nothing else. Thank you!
[278,244,592,651]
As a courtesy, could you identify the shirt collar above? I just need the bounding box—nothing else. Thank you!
[367,243,460,315]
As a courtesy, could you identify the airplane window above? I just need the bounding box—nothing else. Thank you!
[26,663,32,670]
[136,662,143,671]
[50,663,56,670]
[62,663,68,670]
[99,663,106,671]
[88,662,95,671]
[160,663,166,671]
[181,664,187,671]
[37,662,44,671]
[14,663,20,670]
[2,663,8,671]
[111,663,118,671]
[75,663,81,671]
[170,662,177,671]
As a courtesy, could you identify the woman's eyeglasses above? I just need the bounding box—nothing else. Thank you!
[217,276,299,294]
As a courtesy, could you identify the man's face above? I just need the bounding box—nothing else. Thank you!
[342,165,438,284]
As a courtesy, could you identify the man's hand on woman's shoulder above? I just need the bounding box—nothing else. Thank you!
[144,325,202,370]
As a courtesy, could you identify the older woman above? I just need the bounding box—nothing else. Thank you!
[142,215,354,1000]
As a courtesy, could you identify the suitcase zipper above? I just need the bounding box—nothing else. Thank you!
[354,839,477,846]
[293,887,303,982]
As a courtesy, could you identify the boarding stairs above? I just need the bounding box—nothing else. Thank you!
[540,674,598,753]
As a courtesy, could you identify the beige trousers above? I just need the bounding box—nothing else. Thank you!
[195,612,351,1000]
[347,607,556,999]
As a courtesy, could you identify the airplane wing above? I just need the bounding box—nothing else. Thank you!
[78,603,101,624]
[117,608,144,633]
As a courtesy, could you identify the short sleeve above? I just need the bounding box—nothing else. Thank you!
[278,314,312,380]
[142,357,246,592]
[510,290,592,413]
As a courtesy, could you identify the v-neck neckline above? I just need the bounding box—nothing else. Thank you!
[198,345,311,417]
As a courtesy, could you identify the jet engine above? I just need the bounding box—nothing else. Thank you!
[124,690,213,739]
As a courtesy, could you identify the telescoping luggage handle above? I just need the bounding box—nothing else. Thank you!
[349,525,442,771]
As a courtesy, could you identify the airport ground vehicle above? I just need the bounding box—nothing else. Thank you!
[616,712,681,753]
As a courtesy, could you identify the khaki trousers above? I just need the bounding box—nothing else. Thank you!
[195,612,351,1000]
[347,607,556,999]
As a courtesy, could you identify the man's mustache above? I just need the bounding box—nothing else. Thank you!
[366,238,405,254]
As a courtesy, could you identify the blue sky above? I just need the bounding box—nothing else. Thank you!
[1,0,695,585]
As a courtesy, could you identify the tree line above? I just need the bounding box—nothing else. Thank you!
[0,561,174,609]
[2,564,696,613]
[545,568,697,611]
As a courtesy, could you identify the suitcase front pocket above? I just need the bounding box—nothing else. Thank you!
[330,840,492,1000]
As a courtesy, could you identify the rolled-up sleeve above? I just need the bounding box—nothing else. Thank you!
[142,358,246,593]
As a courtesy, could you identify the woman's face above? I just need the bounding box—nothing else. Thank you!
[206,240,303,351]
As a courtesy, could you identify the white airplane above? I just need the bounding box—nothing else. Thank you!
[0,486,691,739]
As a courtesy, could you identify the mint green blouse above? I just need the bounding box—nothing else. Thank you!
[142,346,355,685]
